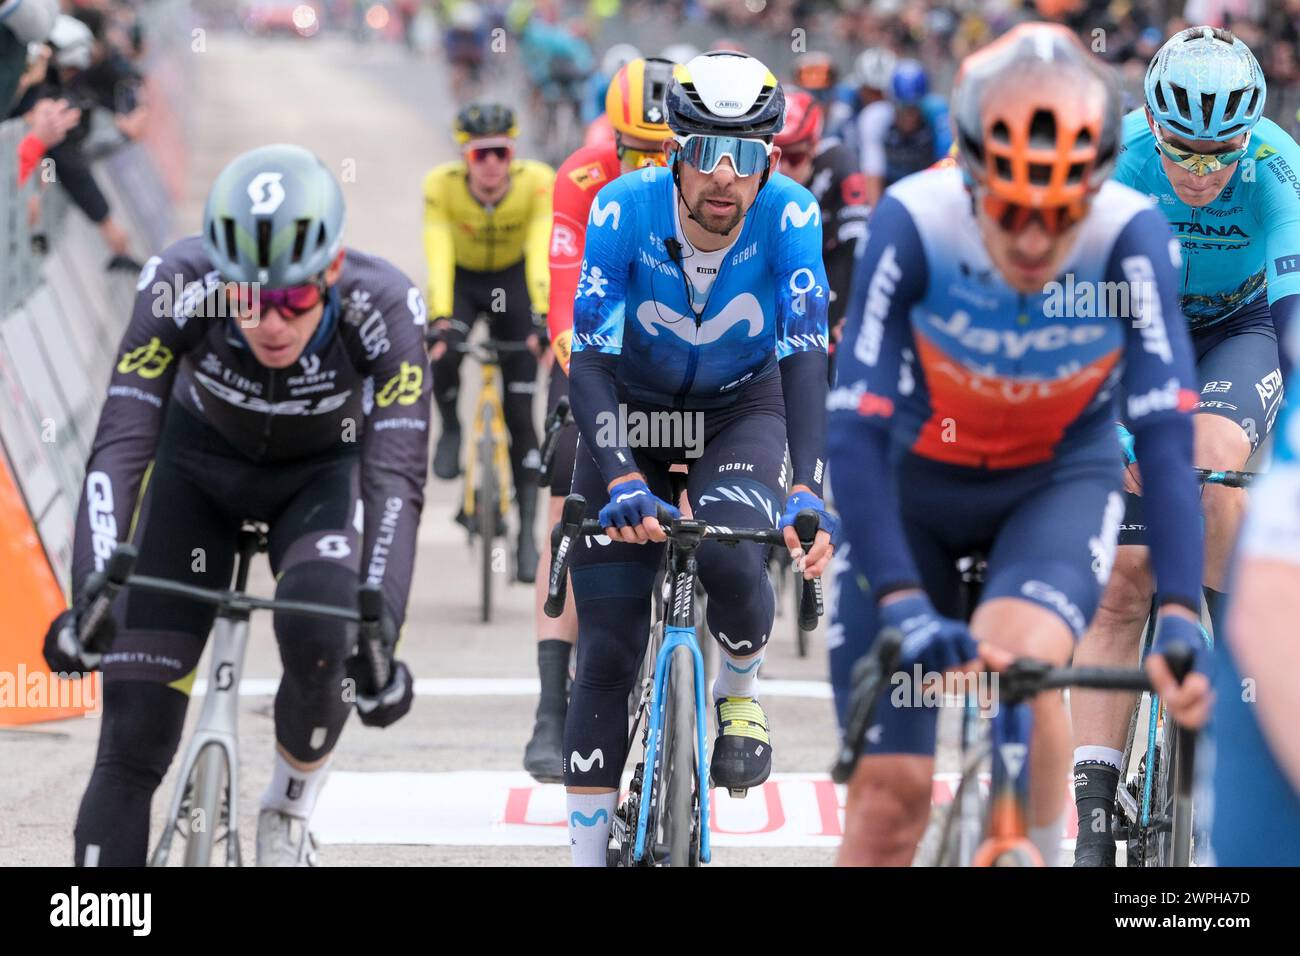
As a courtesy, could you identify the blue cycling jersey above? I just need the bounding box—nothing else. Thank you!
[571,165,829,405]
[568,164,830,491]
[1114,110,1300,331]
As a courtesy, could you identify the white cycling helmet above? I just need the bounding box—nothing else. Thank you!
[851,47,897,92]
[602,42,643,77]
[49,15,94,72]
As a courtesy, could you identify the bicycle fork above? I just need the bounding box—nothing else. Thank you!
[150,613,249,866]
[972,700,1043,866]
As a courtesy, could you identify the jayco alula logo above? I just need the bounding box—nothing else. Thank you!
[594,405,704,459]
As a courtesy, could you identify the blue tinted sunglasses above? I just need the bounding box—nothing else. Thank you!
[673,134,773,177]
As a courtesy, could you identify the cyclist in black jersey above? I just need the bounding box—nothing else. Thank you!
[42,144,431,867]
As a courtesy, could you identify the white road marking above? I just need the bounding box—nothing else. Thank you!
[190,677,833,699]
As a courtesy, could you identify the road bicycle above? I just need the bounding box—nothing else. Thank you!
[545,494,822,866]
[74,525,387,866]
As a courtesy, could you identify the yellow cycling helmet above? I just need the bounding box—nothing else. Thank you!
[605,57,675,140]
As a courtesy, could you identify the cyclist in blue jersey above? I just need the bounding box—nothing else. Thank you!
[1069,26,1300,866]
[1211,332,1300,865]
[561,51,836,866]
[858,58,952,205]
[827,22,1204,867]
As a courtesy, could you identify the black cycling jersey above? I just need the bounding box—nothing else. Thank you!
[72,236,432,626]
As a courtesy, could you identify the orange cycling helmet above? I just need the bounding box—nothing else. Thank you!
[952,21,1120,231]
[793,51,837,92]
[605,56,675,140]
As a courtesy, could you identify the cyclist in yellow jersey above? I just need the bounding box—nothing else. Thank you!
[423,103,555,582]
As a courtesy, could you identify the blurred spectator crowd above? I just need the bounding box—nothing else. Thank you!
[3,0,150,267]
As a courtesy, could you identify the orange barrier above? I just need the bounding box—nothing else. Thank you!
[0,450,95,725]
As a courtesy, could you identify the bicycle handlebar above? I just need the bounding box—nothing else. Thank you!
[79,544,389,688]
[1196,468,1256,488]
[830,643,1163,784]
[537,395,574,487]
[544,493,827,621]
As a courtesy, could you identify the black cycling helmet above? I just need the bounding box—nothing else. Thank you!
[664,51,785,140]
[455,103,519,143]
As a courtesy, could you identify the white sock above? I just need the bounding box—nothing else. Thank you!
[1073,746,1125,772]
[567,792,616,867]
[1030,815,1065,867]
[712,642,764,702]
[260,751,332,819]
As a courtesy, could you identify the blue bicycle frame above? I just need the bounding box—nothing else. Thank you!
[633,625,712,864]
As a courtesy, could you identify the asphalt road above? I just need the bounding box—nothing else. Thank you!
[0,32,841,867]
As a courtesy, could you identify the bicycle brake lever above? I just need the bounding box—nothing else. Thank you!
[793,509,823,631]
[545,495,586,617]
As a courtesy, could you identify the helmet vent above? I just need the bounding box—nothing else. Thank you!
[222,218,238,265]
[1067,161,1087,185]
[1028,162,1052,186]
[1074,128,1093,149]
[994,155,1012,181]
[1028,109,1056,148]
[1172,84,1191,122]
[991,120,1011,145]
[291,218,310,265]
[317,221,328,250]
[256,219,272,270]
[1223,88,1245,121]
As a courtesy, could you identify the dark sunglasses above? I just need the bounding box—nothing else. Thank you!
[981,193,1087,237]
[469,145,513,163]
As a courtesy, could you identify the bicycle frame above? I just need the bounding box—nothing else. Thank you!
[461,358,511,524]
[634,528,712,864]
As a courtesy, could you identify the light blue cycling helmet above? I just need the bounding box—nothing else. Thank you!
[1143,26,1266,142]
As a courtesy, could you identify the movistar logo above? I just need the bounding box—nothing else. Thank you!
[590,195,621,230]
[780,200,820,231]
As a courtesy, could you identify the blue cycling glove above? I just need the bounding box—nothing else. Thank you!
[779,490,840,541]
[1115,422,1136,465]
[1152,614,1213,680]
[598,478,680,530]
[880,592,978,673]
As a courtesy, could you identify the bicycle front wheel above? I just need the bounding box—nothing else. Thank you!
[655,645,700,867]
[183,743,229,867]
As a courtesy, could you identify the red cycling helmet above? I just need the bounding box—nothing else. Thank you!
[775,89,824,148]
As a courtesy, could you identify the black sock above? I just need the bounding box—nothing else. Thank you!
[1204,586,1228,642]
[536,639,571,717]
[1073,760,1120,845]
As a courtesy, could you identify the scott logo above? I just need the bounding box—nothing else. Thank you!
[247,171,286,215]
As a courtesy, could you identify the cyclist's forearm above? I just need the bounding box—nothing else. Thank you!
[827,419,921,598]
[568,350,634,484]
[779,350,829,497]
[1132,415,1203,611]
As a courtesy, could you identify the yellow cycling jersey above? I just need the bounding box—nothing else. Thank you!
[421,158,555,318]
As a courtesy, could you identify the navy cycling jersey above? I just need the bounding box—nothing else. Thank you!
[1114,111,1300,331]
[72,237,432,627]
[829,168,1203,607]
[569,164,830,491]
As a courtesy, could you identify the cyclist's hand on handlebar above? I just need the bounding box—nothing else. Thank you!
[425,317,452,362]
[599,476,679,544]
[881,590,978,674]
[1146,612,1213,729]
[779,489,837,579]
[1116,422,1142,495]
[346,610,414,728]
[42,576,118,675]
[528,312,550,361]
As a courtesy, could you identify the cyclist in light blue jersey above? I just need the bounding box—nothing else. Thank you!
[561,51,836,866]
[1211,328,1300,865]
[1071,25,1300,866]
